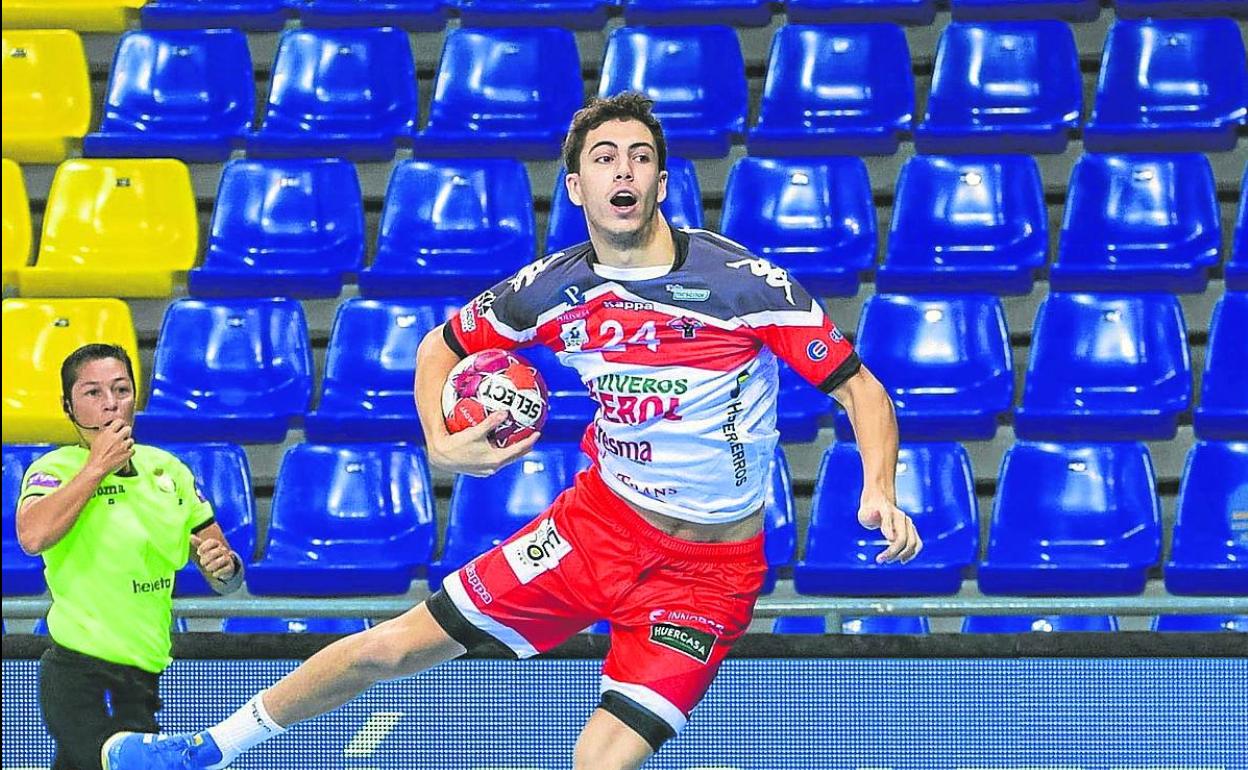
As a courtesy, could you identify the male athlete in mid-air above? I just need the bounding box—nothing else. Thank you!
[105,92,922,770]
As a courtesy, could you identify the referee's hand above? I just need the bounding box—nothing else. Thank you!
[86,419,135,477]
[191,533,236,581]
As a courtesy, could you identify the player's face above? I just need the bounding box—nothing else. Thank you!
[565,118,668,245]
[67,357,136,430]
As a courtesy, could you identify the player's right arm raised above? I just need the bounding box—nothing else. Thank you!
[414,324,539,477]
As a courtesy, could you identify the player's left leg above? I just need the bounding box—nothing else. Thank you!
[572,708,655,770]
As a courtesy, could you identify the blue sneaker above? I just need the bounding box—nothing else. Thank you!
[101,731,226,769]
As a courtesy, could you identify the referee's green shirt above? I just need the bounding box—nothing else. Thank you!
[20,444,215,673]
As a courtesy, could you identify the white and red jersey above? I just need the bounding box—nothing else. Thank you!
[444,228,859,524]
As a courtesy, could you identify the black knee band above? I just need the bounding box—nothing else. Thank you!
[598,690,678,752]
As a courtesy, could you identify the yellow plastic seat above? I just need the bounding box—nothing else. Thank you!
[2,159,31,287]
[21,159,199,297]
[2,298,140,444]
[2,30,91,162]
[1,0,145,32]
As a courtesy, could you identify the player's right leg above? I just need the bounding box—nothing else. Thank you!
[101,601,465,770]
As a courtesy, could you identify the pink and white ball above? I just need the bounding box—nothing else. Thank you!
[441,349,549,448]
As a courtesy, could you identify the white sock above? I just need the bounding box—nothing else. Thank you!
[204,691,287,768]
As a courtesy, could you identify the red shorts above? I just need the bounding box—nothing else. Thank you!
[426,466,767,747]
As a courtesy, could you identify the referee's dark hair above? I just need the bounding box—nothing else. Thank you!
[61,343,136,412]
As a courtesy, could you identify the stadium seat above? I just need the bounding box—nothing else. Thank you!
[719,157,876,297]
[305,298,458,443]
[141,0,285,30]
[1015,293,1191,441]
[773,616,931,634]
[222,617,371,633]
[35,617,189,634]
[950,0,1098,20]
[916,21,1081,154]
[248,443,435,596]
[159,443,256,597]
[961,616,1118,633]
[523,345,597,442]
[785,0,936,25]
[84,29,253,163]
[2,160,30,288]
[360,159,536,297]
[878,155,1046,295]
[763,448,797,595]
[428,444,585,589]
[2,299,139,445]
[978,441,1161,596]
[776,361,835,442]
[1051,154,1220,294]
[794,442,978,596]
[249,28,417,160]
[623,0,772,26]
[138,299,313,443]
[1085,18,1248,152]
[2,30,91,163]
[1230,165,1248,291]
[599,26,746,158]
[454,0,612,28]
[1152,615,1248,633]
[547,157,703,254]
[748,24,913,156]
[289,0,445,30]
[190,159,365,299]
[1195,292,1248,440]
[1166,441,1248,595]
[1,0,143,31]
[2,444,54,595]
[417,28,582,159]
[836,295,1012,442]
[20,159,198,298]
[1116,0,1248,18]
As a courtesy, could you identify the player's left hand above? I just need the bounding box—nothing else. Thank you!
[858,496,923,564]
[191,533,237,581]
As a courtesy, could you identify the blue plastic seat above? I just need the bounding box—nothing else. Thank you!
[429,444,585,589]
[359,159,536,298]
[776,361,836,442]
[623,0,771,26]
[749,24,913,156]
[719,156,876,297]
[961,616,1118,633]
[773,616,931,634]
[36,617,190,634]
[222,617,371,633]
[288,0,446,30]
[454,0,612,28]
[138,299,313,443]
[762,448,797,595]
[248,443,435,596]
[1230,165,1248,291]
[249,27,417,160]
[141,0,286,29]
[1195,293,1248,440]
[417,28,582,160]
[546,157,703,254]
[190,159,364,299]
[786,0,936,25]
[1015,293,1191,441]
[1165,441,1248,595]
[1085,18,1248,152]
[978,441,1161,596]
[836,295,1012,442]
[1116,0,1248,18]
[599,26,746,158]
[1152,615,1248,632]
[877,155,1046,295]
[916,21,1080,154]
[158,443,256,597]
[950,0,1098,20]
[83,29,253,162]
[1052,154,1220,294]
[2,444,53,596]
[523,346,596,442]
[795,442,978,596]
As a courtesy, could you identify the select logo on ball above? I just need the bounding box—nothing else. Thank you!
[442,349,549,448]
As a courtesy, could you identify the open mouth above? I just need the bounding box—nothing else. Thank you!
[609,190,638,211]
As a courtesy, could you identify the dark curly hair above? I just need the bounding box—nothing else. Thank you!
[561,92,667,175]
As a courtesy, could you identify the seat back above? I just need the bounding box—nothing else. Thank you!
[3,445,54,545]
[1152,615,1248,633]
[764,447,797,569]
[1,30,91,161]
[222,617,371,633]
[1199,292,1248,416]
[1173,441,1248,551]
[2,159,31,283]
[962,616,1118,633]
[158,442,256,561]
[2,0,145,31]
[773,616,931,634]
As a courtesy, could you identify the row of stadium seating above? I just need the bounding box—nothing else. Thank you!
[3,292,1244,446]
[5,153,1245,300]
[5,440,1245,598]
[5,18,1247,162]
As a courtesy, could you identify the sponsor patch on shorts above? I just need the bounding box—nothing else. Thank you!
[503,518,573,585]
[649,622,716,665]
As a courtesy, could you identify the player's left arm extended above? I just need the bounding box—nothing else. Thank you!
[831,365,923,564]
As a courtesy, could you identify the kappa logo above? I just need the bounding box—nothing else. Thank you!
[560,319,589,352]
[508,255,561,292]
[726,258,795,306]
[458,290,495,333]
[503,518,573,585]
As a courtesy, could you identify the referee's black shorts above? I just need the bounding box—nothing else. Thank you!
[39,642,163,770]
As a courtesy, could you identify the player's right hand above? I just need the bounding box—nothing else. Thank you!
[428,411,540,478]
[87,419,135,477]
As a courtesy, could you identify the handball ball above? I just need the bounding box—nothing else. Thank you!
[441,349,549,448]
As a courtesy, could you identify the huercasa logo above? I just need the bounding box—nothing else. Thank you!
[649,622,716,664]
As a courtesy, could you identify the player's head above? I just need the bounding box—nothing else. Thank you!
[61,343,137,432]
[562,92,669,247]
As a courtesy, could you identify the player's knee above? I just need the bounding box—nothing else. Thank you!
[572,733,648,770]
